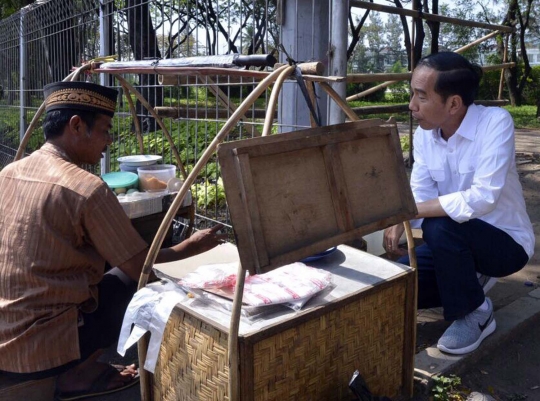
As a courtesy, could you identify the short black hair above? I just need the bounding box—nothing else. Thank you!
[43,109,98,140]
[416,52,483,106]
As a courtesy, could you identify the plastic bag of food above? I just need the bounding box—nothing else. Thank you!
[179,262,332,308]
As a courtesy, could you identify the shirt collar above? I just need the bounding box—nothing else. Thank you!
[429,103,479,143]
[453,103,480,141]
[40,142,73,163]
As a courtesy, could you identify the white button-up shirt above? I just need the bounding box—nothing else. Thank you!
[410,104,534,259]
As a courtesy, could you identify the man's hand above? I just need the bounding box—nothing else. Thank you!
[383,223,408,256]
[184,224,228,255]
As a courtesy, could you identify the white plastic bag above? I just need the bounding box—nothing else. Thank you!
[117,279,186,373]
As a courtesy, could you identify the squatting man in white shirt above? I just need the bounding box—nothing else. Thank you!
[384,52,534,355]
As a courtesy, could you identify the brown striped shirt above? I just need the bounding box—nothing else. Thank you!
[0,143,147,373]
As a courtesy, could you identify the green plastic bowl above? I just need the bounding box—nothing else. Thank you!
[101,171,139,194]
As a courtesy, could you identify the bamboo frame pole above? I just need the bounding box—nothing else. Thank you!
[204,75,262,137]
[318,82,360,121]
[228,261,247,400]
[346,32,511,102]
[119,82,145,153]
[346,72,412,84]
[346,80,400,102]
[482,62,515,72]
[454,30,501,54]
[262,65,295,136]
[350,0,513,33]
[111,74,188,179]
[306,81,319,128]
[499,35,509,100]
[407,3,417,396]
[403,221,417,270]
[136,65,290,401]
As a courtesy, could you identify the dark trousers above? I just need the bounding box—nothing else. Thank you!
[0,274,136,381]
[398,217,528,321]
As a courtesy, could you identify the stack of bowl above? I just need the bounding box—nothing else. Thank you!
[117,155,162,173]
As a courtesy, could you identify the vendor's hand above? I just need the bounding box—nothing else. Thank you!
[383,223,408,256]
[186,224,228,254]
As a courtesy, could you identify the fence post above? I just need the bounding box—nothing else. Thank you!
[19,6,28,142]
[328,0,349,125]
[278,0,330,132]
[99,0,112,173]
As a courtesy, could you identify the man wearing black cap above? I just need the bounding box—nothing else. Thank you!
[0,81,224,398]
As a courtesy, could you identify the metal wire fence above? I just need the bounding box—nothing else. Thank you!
[0,0,346,231]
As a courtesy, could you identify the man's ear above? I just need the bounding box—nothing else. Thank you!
[68,115,84,136]
[447,95,463,115]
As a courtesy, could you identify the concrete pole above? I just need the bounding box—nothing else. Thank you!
[328,0,349,125]
[100,0,112,173]
[278,0,330,132]
[19,6,28,142]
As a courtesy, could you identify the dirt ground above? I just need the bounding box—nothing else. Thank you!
[412,150,540,401]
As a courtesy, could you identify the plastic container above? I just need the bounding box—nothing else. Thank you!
[101,171,139,194]
[137,164,176,192]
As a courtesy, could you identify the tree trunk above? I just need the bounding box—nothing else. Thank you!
[504,0,520,106]
[425,0,439,54]
[412,0,425,66]
[37,1,79,83]
[391,0,412,71]
[126,0,163,133]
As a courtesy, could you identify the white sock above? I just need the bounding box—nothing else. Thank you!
[477,299,489,311]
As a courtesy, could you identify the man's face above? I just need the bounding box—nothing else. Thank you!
[78,114,113,165]
[409,66,452,131]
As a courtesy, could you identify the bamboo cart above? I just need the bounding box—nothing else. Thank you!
[15,58,418,400]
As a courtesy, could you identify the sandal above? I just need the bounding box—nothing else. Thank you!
[56,364,139,401]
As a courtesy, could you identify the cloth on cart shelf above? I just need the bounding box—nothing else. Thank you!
[117,280,186,373]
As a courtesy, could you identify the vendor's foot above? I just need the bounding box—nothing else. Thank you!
[437,298,496,355]
[56,362,139,401]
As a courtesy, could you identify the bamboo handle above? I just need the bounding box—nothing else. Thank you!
[274,61,324,76]
[262,65,295,136]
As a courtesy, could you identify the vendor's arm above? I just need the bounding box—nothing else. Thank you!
[118,224,227,282]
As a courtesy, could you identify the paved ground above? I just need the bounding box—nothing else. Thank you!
[86,127,540,401]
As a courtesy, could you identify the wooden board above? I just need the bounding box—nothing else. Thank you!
[217,119,416,274]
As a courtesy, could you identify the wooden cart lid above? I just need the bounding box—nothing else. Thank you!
[217,119,417,275]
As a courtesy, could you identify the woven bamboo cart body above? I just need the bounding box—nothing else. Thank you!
[151,119,417,400]
[153,244,415,401]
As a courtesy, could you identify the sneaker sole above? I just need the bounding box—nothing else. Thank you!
[437,319,496,355]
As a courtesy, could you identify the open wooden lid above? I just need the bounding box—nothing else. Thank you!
[217,119,417,275]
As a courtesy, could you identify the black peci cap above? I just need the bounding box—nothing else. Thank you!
[43,81,118,117]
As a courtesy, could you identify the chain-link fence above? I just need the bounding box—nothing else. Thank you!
[0,0,352,230]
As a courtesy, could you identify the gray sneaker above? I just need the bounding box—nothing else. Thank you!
[437,297,496,355]
[477,273,497,294]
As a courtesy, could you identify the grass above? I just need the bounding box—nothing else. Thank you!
[504,105,540,129]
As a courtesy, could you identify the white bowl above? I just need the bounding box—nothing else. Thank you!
[117,155,162,167]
